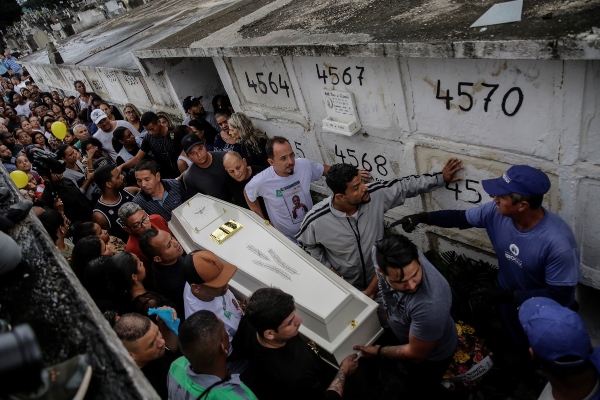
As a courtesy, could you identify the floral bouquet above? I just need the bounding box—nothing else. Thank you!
[442,321,493,390]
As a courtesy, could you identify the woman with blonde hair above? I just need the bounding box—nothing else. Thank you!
[227,112,269,167]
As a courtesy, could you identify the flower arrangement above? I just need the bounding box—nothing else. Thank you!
[443,320,493,390]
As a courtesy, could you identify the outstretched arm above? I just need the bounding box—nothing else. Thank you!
[354,332,437,363]
[391,209,473,233]
[118,149,147,171]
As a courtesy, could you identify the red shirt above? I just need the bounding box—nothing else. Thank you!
[126,214,171,267]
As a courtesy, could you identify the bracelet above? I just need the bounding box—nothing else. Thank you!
[377,346,386,359]
[88,168,95,172]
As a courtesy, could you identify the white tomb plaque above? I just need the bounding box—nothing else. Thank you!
[169,194,382,364]
[322,90,362,136]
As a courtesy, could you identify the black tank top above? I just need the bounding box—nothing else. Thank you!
[93,189,134,242]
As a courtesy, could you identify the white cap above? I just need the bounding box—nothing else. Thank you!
[91,109,107,124]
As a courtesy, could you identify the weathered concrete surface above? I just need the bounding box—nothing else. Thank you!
[0,166,159,400]
[21,0,600,68]
[135,0,600,60]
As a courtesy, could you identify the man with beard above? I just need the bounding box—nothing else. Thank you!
[92,163,139,242]
[244,136,330,242]
[133,159,185,221]
[0,144,16,172]
[353,234,457,398]
[295,160,462,298]
[182,95,219,135]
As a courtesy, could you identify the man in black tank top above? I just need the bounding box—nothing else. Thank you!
[92,164,139,242]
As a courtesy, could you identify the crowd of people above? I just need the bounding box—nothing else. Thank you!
[0,55,597,400]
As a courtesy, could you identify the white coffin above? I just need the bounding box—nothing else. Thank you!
[169,194,383,364]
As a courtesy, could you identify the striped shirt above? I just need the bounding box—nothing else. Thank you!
[168,357,258,400]
[132,179,185,221]
[5,57,22,73]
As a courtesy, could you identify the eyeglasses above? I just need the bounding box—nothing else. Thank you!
[130,213,149,230]
[125,111,134,115]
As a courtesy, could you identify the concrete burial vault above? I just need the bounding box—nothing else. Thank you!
[8,0,600,396]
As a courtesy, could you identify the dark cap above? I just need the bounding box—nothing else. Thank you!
[182,250,237,288]
[182,96,203,112]
[481,165,551,197]
[519,297,591,368]
[181,133,205,154]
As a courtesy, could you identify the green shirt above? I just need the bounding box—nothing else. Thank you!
[167,357,257,400]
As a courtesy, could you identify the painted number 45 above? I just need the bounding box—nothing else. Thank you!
[445,179,482,204]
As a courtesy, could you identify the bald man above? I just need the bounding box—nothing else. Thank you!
[222,151,267,216]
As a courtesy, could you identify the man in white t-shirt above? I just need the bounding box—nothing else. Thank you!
[91,109,142,161]
[182,250,243,335]
[244,136,330,242]
[182,250,245,373]
[12,93,31,117]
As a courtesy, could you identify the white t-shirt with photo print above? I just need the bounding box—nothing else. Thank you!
[245,158,324,241]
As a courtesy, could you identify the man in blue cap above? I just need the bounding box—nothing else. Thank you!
[519,297,599,400]
[394,165,581,347]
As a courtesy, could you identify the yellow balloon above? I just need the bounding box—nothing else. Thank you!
[10,170,29,189]
[51,121,67,140]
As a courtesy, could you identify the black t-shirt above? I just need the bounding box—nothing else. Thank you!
[42,178,93,223]
[6,119,20,134]
[151,256,186,319]
[223,165,268,217]
[183,152,230,201]
[140,131,179,179]
[141,349,179,400]
[233,317,336,400]
[8,143,23,157]
[239,138,269,169]
[212,134,241,153]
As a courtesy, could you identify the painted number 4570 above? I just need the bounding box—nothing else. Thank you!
[436,80,523,117]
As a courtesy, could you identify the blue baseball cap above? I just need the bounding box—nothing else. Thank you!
[519,297,591,367]
[481,165,551,197]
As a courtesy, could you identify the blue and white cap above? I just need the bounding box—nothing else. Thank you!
[481,165,550,197]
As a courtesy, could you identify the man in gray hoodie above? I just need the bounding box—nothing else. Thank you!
[295,159,462,298]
